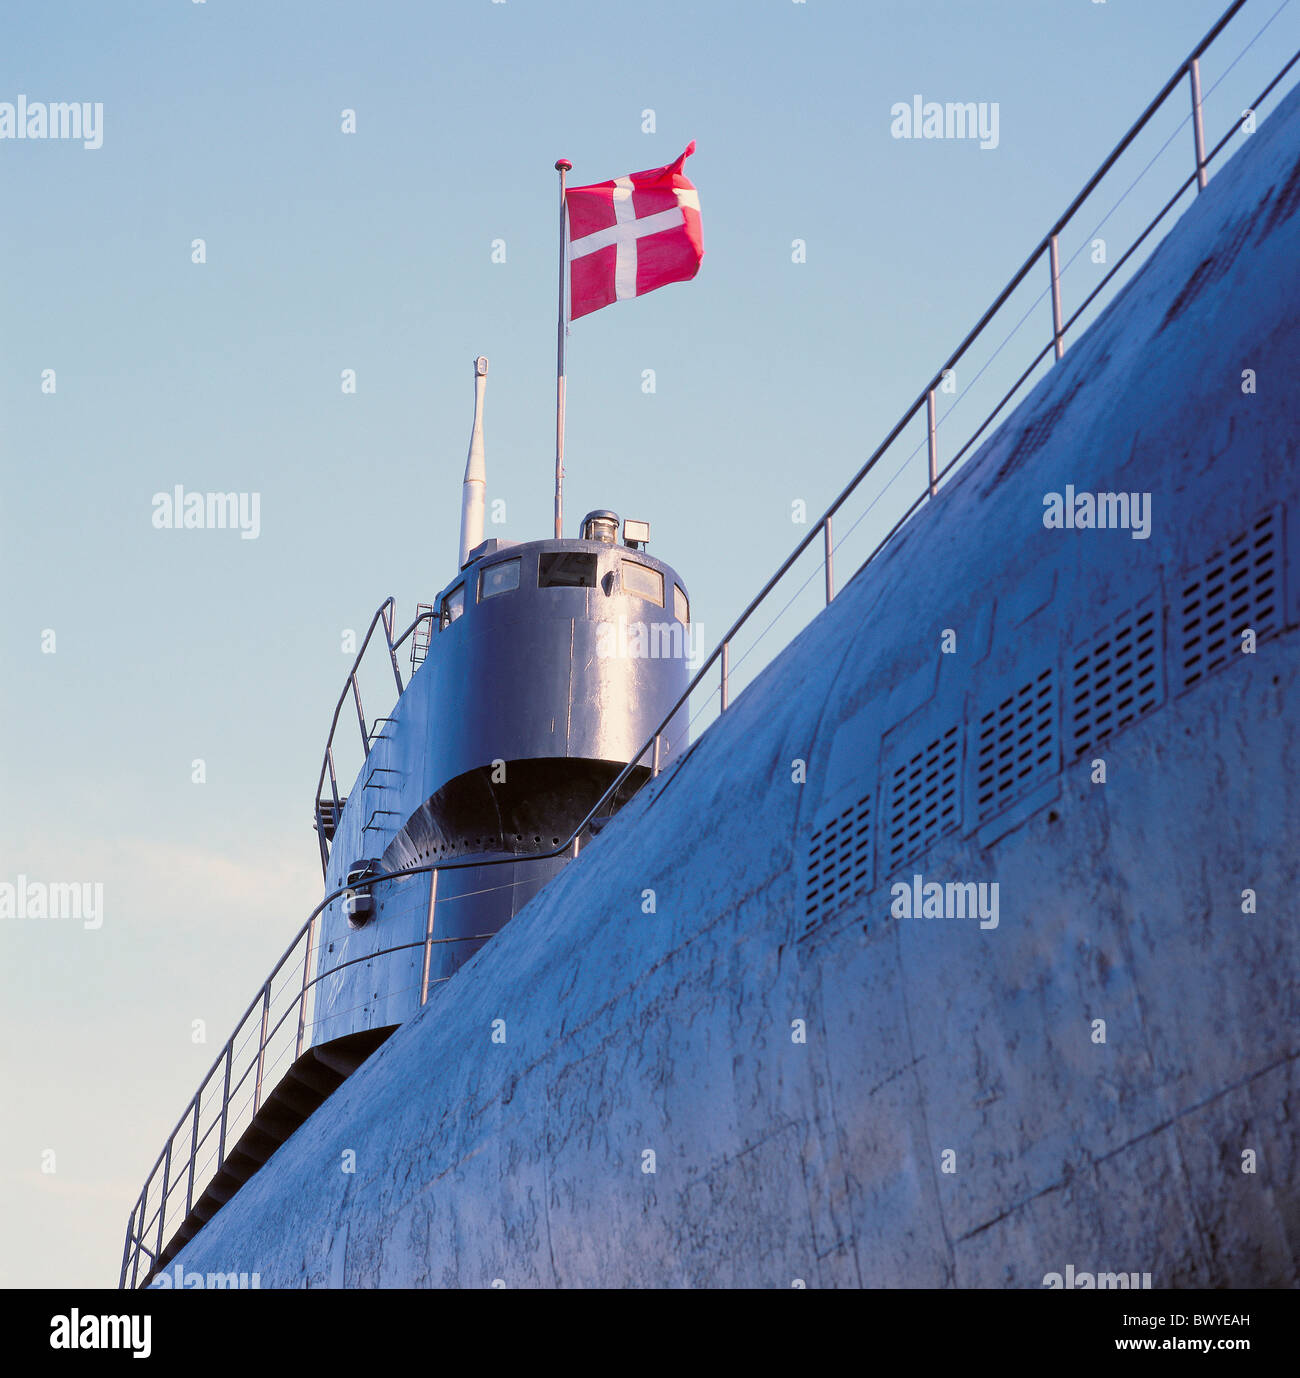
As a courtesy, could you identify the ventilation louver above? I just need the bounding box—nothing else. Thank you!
[883,726,961,873]
[974,668,1058,824]
[804,796,873,933]
[1068,597,1163,759]
[1177,508,1281,693]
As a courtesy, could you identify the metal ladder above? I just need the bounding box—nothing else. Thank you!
[410,603,434,668]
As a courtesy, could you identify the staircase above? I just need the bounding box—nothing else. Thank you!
[144,1027,395,1284]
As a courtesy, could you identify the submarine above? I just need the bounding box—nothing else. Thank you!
[121,0,1299,1289]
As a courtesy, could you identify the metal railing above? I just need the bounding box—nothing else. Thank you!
[119,860,538,1290]
[122,0,1298,1287]
[312,600,435,876]
[629,0,1296,770]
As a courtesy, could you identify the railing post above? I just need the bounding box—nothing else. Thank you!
[1189,56,1209,191]
[1049,234,1065,361]
[926,388,938,497]
[823,517,835,603]
[720,641,730,712]
[351,676,369,754]
[132,1192,152,1288]
[155,1140,171,1261]
[315,805,329,875]
[254,983,271,1112]
[651,732,661,777]
[218,1041,232,1162]
[184,1097,199,1214]
[119,1199,138,1290]
[327,748,340,814]
[571,835,581,858]
[419,869,438,1006]
[382,602,404,695]
[295,915,318,1058]
[129,1197,145,1289]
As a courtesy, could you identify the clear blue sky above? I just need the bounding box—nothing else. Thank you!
[1,0,1292,1287]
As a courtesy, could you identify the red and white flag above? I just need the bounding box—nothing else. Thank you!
[564,141,703,320]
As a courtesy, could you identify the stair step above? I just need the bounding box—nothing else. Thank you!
[286,1060,344,1098]
[138,1026,399,1288]
[271,1077,324,1118]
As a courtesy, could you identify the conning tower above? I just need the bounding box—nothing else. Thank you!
[312,358,691,1041]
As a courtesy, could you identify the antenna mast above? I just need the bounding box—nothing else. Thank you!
[457,356,488,567]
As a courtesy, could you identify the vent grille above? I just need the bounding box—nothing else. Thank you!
[1177,509,1281,693]
[804,796,873,931]
[974,668,1057,823]
[1068,598,1162,759]
[884,726,961,873]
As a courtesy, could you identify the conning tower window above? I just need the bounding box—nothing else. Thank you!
[539,552,597,588]
[440,585,465,628]
[479,558,521,601]
[622,560,664,607]
[674,585,690,624]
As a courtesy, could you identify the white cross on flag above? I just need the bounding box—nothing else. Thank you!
[564,142,703,320]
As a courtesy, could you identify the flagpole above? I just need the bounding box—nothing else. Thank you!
[554,158,572,540]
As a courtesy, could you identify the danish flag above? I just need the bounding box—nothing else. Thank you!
[564,142,704,320]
